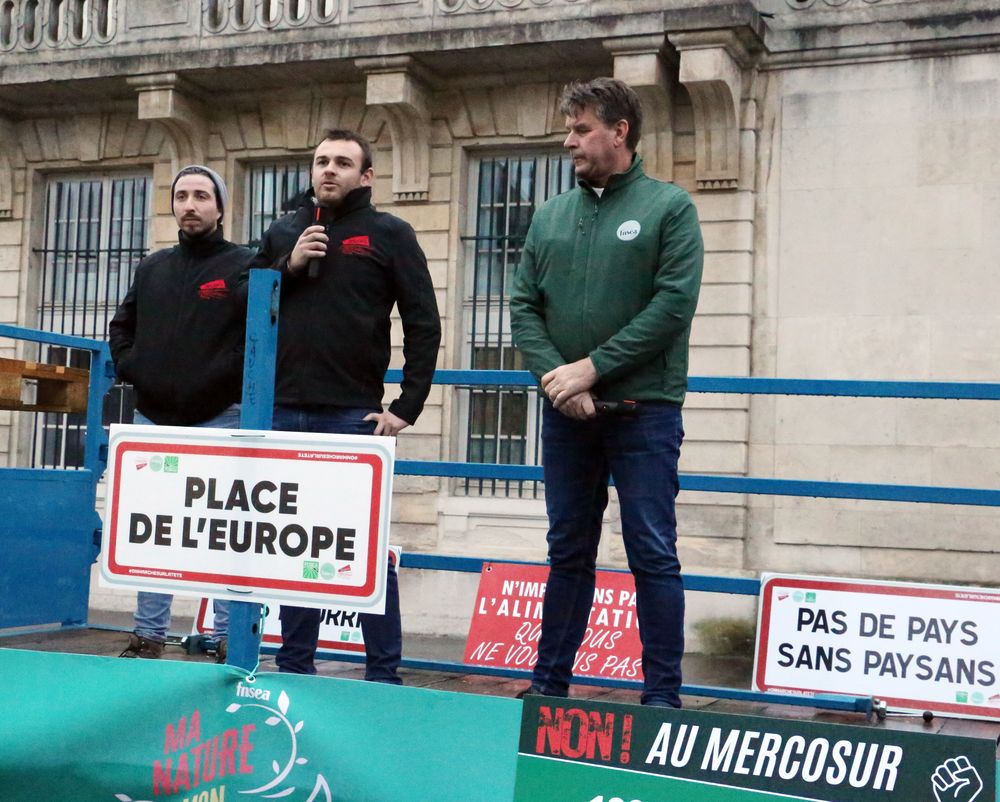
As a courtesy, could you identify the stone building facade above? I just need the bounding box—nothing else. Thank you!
[1,0,998,637]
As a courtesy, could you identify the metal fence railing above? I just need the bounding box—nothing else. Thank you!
[361,369,1000,714]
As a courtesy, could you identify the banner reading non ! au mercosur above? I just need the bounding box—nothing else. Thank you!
[101,425,393,612]
[514,696,997,802]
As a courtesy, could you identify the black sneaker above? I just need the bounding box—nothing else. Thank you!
[215,637,227,664]
[516,685,544,700]
[119,633,165,659]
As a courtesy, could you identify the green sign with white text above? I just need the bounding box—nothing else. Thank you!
[514,696,997,802]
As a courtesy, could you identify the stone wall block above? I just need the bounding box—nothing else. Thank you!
[697,284,751,314]
[0,221,24,247]
[103,115,130,161]
[16,122,42,164]
[73,115,106,162]
[689,345,750,377]
[701,220,753,252]
[490,87,519,137]
[36,119,61,161]
[393,202,450,232]
[680,440,747,474]
[684,408,749,443]
[462,89,497,137]
[690,314,750,347]
[703,251,752,284]
[439,92,474,139]
[516,83,557,138]
[676,503,747,539]
[693,190,754,223]
[238,110,266,150]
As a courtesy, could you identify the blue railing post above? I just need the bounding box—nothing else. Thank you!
[226,269,281,672]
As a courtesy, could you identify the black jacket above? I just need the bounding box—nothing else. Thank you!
[109,228,253,425]
[247,186,441,424]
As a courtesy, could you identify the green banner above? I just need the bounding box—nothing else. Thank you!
[515,697,998,802]
[0,648,520,802]
[3,648,997,802]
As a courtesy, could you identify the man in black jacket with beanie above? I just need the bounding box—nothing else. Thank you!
[109,165,252,660]
[247,129,441,681]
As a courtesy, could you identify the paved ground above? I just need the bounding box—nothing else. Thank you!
[3,610,998,752]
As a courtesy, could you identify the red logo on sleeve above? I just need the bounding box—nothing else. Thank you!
[198,279,229,300]
[341,235,372,256]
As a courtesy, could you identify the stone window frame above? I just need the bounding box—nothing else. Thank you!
[454,147,574,498]
[31,169,150,469]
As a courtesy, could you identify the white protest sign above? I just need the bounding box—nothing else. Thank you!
[195,546,402,656]
[754,573,1000,720]
[101,424,394,611]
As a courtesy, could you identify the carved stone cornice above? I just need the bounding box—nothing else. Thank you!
[669,30,752,191]
[437,0,589,12]
[355,56,432,204]
[786,0,885,7]
[0,117,14,219]
[604,35,675,182]
[127,73,206,166]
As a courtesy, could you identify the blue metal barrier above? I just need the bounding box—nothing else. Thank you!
[389,369,1000,508]
[0,325,115,631]
[226,269,282,671]
[370,368,1000,714]
[5,320,996,716]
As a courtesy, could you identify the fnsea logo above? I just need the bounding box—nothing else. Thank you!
[617,220,641,241]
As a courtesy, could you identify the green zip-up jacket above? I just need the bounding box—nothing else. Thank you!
[509,156,704,405]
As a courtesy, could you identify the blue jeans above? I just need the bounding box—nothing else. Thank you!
[132,406,239,642]
[531,401,686,707]
[270,405,403,684]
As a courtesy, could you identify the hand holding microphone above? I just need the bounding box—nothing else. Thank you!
[288,207,329,277]
[308,206,325,279]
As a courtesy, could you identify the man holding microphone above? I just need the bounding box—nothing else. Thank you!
[247,129,441,680]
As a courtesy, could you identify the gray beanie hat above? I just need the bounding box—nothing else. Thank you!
[171,165,229,219]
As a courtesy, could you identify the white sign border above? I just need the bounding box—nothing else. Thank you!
[100,424,394,611]
[753,572,1000,721]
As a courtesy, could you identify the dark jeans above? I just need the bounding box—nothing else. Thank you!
[270,404,403,684]
[532,401,685,707]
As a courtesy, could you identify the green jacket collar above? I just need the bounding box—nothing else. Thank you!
[579,154,645,198]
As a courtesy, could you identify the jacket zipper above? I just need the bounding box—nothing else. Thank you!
[584,196,600,336]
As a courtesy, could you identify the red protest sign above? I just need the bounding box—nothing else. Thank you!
[463,562,643,681]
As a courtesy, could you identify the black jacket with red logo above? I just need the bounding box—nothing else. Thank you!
[247,186,441,424]
[109,228,253,425]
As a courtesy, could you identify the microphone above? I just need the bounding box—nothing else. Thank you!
[593,400,639,416]
[307,206,324,279]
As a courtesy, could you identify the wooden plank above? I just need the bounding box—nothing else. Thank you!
[0,357,89,413]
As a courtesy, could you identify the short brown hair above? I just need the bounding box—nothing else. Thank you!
[316,129,373,172]
[559,78,644,152]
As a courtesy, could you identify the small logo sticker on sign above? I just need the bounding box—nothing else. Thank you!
[617,220,641,241]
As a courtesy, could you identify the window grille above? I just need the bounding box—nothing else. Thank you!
[459,152,575,496]
[33,174,149,468]
[244,160,310,247]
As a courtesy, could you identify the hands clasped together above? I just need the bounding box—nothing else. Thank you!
[541,357,598,420]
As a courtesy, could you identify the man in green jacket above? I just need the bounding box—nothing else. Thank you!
[510,77,704,708]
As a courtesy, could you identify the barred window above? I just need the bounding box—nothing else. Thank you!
[244,161,310,247]
[459,152,575,496]
[34,174,150,468]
